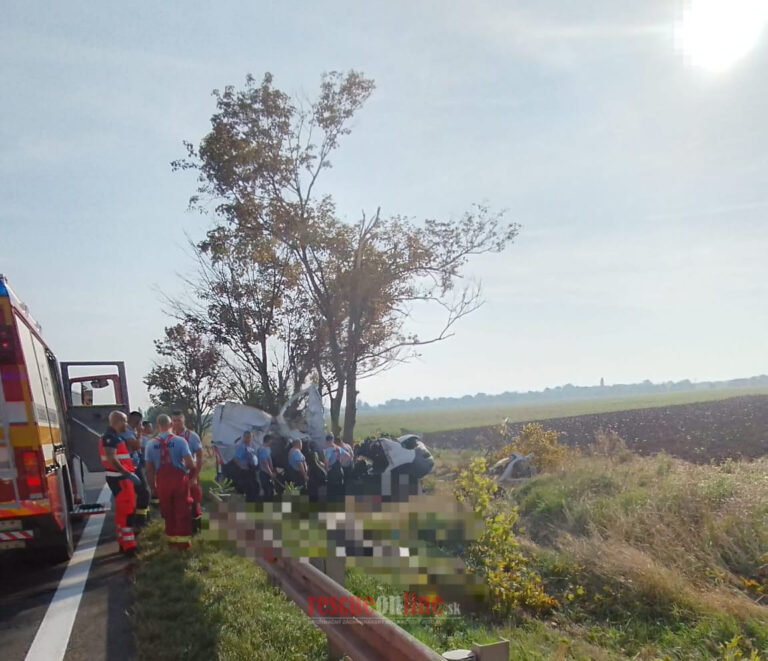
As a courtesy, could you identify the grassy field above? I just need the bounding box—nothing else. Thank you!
[353,387,768,438]
[139,418,768,659]
[349,451,768,659]
[131,522,327,661]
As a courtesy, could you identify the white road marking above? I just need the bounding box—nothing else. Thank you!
[24,484,112,661]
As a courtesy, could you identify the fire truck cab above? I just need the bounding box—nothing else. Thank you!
[0,275,126,562]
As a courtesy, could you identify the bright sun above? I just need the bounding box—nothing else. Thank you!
[675,0,768,72]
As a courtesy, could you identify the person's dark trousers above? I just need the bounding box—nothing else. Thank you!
[224,462,260,502]
[259,471,274,501]
[133,466,151,529]
[326,463,345,500]
[243,468,260,503]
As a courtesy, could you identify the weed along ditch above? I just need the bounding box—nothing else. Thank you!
[129,417,768,660]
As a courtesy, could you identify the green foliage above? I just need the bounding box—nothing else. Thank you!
[511,454,768,659]
[178,70,516,441]
[209,478,235,496]
[454,457,557,615]
[494,422,570,473]
[144,324,228,435]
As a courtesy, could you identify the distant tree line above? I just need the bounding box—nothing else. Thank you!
[357,375,768,414]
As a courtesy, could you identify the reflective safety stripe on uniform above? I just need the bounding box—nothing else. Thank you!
[113,479,137,551]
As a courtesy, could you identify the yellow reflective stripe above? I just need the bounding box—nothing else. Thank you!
[166,535,191,543]
[135,508,149,515]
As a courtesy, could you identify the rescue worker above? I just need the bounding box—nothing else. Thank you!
[227,430,260,502]
[144,414,196,550]
[126,410,150,530]
[287,438,309,491]
[141,421,160,511]
[256,434,276,500]
[334,436,354,481]
[324,434,344,498]
[99,410,142,556]
[171,411,203,534]
[141,420,153,447]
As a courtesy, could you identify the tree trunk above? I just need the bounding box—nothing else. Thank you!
[329,384,344,437]
[342,364,357,444]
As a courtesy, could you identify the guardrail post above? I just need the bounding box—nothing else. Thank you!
[310,557,347,659]
[471,639,509,661]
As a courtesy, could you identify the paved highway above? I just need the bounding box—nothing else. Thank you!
[0,476,135,661]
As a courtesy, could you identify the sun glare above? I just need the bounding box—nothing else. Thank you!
[675,0,768,72]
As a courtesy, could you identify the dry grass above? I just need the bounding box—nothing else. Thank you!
[508,452,768,658]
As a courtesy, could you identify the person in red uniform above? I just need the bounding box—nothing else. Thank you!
[171,411,203,534]
[99,410,142,556]
[144,414,196,550]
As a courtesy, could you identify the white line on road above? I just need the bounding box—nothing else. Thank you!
[25,484,111,661]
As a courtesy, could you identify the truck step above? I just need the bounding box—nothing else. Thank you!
[71,503,108,517]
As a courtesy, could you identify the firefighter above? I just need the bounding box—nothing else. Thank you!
[334,436,354,481]
[99,410,142,556]
[144,414,197,550]
[171,411,203,534]
[126,410,150,530]
[142,421,160,511]
[287,438,309,491]
[225,431,260,502]
[324,434,344,498]
[256,434,276,500]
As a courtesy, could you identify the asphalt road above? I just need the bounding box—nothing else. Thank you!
[0,482,136,661]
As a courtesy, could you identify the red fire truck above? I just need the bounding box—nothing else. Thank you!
[0,275,127,562]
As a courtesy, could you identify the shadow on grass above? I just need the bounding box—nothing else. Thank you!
[131,521,327,661]
[132,525,217,661]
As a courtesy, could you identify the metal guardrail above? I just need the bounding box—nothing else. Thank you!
[255,555,443,661]
[209,497,443,661]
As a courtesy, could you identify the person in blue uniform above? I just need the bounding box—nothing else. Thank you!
[256,435,276,500]
[323,434,344,499]
[125,411,150,530]
[225,431,260,502]
[287,439,308,491]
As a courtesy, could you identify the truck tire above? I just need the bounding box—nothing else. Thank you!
[47,470,74,564]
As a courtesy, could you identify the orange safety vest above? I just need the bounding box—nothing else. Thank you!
[99,429,134,477]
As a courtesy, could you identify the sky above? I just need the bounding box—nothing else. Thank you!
[2,1,768,409]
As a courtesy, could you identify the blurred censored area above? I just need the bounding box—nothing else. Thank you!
[207,493,486,598]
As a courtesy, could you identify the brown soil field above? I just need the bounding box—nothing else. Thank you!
[424,394,768,463]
